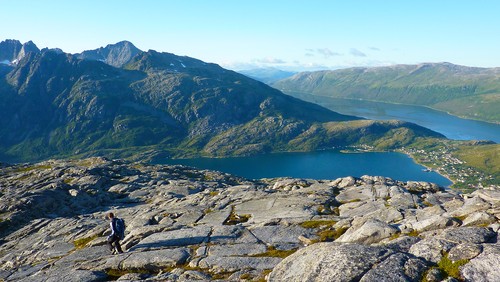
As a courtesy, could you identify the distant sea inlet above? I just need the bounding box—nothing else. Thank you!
[159,96,499,187]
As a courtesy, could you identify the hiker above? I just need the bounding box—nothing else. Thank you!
[107,212,124,254]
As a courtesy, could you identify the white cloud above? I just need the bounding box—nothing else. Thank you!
[305,48,342,58]
[251,57,287,64]
[349,48,367,57]
[221,58,286,70]
[341,59,396,68]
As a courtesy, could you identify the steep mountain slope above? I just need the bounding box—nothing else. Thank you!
[0,40,444,162]
[273,63,500,123]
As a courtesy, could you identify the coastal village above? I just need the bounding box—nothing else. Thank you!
[398,146,498,191]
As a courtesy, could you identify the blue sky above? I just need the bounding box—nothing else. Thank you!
[2,0,499,71]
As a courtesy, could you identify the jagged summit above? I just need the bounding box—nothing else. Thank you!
[76,40,142,67]
[0,40,39,65]
[0,39,22,63]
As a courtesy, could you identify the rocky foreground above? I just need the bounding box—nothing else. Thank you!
[0,158,499,281]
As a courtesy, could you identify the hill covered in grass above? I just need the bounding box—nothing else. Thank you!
[273,63,500,123]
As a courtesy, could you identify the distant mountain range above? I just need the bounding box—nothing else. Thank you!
[0,40,443,162]
[272,63,500,123]
[239,68,296,84]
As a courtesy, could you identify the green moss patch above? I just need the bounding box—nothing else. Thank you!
[299,220,337,229]
[251,246,297,258]
[315,226,349,242]
[73,234,99,249]
[407,229,420,237]
[437,253,469,280]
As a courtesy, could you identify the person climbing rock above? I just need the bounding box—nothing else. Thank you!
[107,212,124,254]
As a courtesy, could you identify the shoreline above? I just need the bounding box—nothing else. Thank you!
[283,91,500,125]
[399,150,456,188]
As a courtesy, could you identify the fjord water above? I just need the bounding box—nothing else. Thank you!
[160,151,452,186]
[161,93,500,186]
[291,93,500,142]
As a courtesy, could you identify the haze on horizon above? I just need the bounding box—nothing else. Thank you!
[2,0,499,71]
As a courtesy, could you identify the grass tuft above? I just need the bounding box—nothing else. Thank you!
[315,226,349,242]
[251,246,297,258]
[437,252,469,280]
[407,229,420,237]
[299,220,337,229]
[73,234,99,249]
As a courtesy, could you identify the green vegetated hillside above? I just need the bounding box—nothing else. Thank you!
[272,63,500,123]
[0,40,444,163]
[455,143,499,176]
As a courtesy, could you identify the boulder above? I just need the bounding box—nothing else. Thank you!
[409,238,456,263]
[462,211,497,227]
[415,205,446,220]
[337,176,356,188]
[268,243,393,282]
[368,206,403,223]
[380,236,422,252]
[461,244,500,282]
[360,252,428,282]
[471,189,500,205]
[336,219,399,245]
[389,186,419,209]
[438,227,496,244]
[272,178,311,190]
[411,215,460,232]
[120,248,190,271]
[448,243,483,262]
[338,200,386,218]
[449,196,491,217]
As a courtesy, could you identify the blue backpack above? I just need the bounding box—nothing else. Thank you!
[115,218,126,240]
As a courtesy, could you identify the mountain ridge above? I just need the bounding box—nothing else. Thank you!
[272,62,500,123]
[0,40,444,162]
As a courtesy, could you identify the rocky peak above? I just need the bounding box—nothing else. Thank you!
[15,40,40,63]
[0,39,22,64]
[76,40,142,67]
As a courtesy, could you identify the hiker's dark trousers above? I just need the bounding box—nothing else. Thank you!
[107,234,123,253]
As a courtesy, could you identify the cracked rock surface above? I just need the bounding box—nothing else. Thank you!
[0,157,498,281]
